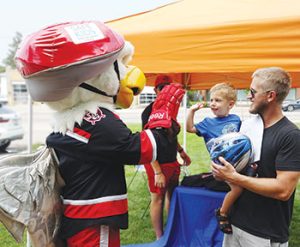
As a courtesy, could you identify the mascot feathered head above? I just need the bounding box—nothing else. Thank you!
[15,20,146,133]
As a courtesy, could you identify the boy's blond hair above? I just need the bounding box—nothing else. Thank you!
[209,82,237,102]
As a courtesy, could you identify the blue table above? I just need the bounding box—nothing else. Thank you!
[123,186,226,247]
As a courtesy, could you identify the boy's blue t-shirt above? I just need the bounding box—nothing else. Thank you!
[194,114,241,144]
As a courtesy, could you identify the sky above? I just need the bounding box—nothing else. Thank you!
[0,0,173,66]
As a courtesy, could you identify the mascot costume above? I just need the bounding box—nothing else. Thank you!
[0,21,185,247]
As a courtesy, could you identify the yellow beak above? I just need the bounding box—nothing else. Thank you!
[116,66,146,109]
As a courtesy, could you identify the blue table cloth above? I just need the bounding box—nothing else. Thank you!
[123,186,226,247]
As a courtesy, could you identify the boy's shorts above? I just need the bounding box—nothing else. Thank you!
[144,161,180,195]
[67,225,120,247]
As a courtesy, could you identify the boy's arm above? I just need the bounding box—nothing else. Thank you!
[151,160,166,188]
[186,103,204,133]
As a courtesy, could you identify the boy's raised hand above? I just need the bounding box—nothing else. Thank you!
[190,102,206,112]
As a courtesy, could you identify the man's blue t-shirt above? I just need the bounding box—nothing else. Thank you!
[194,114,241,144]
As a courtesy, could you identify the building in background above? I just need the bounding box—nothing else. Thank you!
[138,86,156,106]
[2,67,27,105]
[0,73,8,101]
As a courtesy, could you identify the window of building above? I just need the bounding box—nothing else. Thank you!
[13,83,28,103]
[139,93,157,104]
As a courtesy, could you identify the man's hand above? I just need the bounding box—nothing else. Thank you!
[211,156,238,183]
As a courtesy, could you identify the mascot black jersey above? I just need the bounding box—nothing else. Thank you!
[47,107,167,238]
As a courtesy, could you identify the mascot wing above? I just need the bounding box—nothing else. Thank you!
[0,147,63,246]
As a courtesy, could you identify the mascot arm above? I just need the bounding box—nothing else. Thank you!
[144,83,185,130]
[83,111,170,165]
[94,127,170,165]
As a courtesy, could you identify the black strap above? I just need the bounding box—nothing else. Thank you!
[79,82,115,98]
[79,60,121,99]
[114,60,120,81]
[113,60,120,102]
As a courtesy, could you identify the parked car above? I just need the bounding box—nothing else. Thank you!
[282,99,300,112]
[0,104,24,150]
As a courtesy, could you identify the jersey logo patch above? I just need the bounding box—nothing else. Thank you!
[84,109,106,125]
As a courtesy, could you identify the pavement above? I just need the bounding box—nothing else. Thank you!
[5,102,300,153]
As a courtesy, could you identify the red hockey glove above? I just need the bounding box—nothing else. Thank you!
[145,83,185,129]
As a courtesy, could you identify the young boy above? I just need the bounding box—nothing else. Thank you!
[142,77,191,239]
[186,82,241,234]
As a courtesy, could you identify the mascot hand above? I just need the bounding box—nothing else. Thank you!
[145,83,185,129]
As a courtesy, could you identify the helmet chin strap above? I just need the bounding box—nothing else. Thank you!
[79,61,120,103]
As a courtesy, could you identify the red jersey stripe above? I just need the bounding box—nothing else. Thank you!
[139,129,156,164]
[73,127,91,139]
[64,199,128,219]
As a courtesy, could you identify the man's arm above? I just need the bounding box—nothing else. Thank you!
[212,157,300,201]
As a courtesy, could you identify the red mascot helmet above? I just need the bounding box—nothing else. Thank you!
[15,21,125,101]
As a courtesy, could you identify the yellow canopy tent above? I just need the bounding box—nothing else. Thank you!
[107,0,300,89]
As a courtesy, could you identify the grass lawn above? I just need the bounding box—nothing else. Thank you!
[0,123,299,246]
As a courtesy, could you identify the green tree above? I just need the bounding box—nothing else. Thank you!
[2,32,23,69]
[0,66,5,73]
[187,90,201,107]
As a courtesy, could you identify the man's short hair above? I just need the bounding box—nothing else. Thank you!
[210,82,237,102]
[252,67,291,103]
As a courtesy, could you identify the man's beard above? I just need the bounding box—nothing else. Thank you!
[249,101,268,115]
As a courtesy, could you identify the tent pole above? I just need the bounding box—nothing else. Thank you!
[181,73,190,152]
[27,95,32,247]
[27,95,33,154]
[180,73,190,175]
[182,92,187,151]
